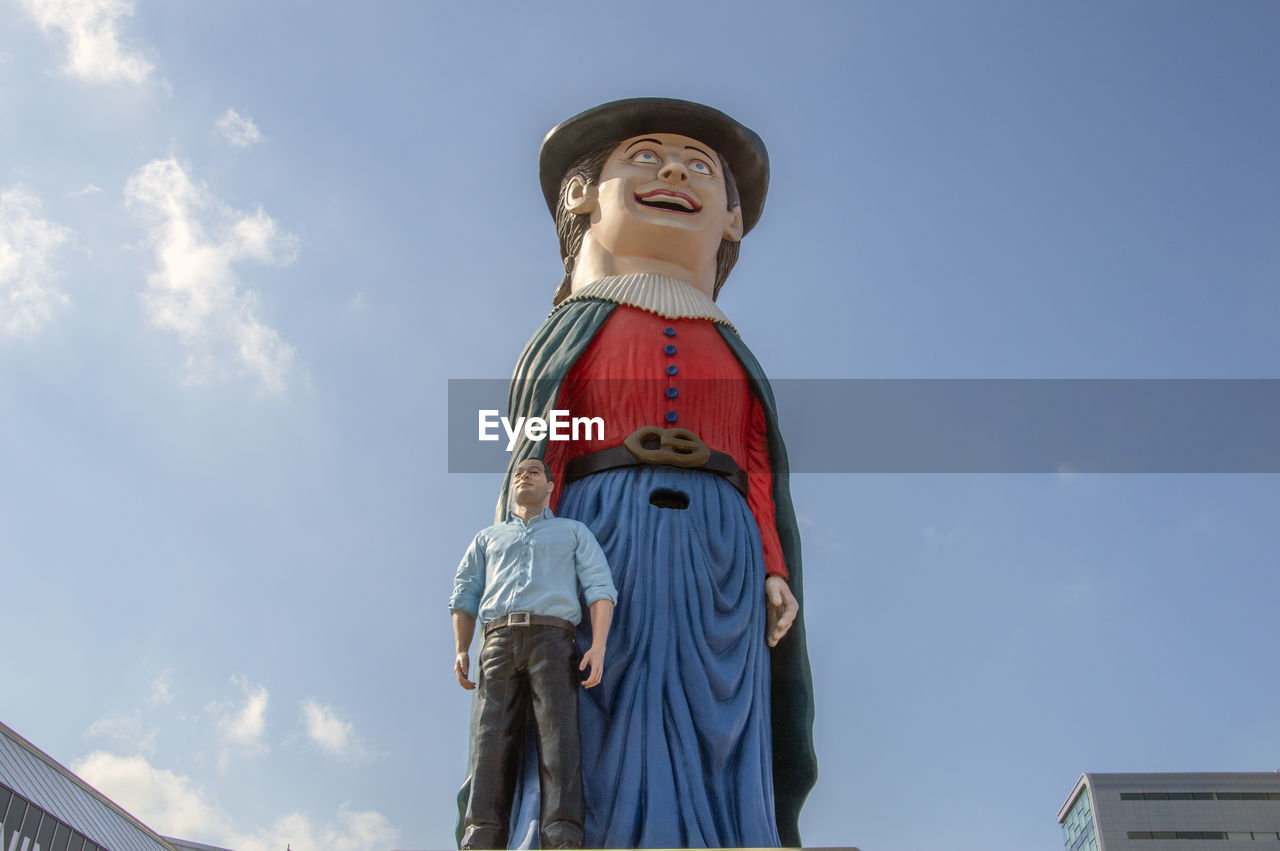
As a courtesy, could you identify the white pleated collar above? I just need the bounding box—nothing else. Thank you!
[556,273,735,331]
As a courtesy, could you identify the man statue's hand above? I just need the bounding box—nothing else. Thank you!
[579,644,606,688]
[455,651,475,690]
[765,575,798,647]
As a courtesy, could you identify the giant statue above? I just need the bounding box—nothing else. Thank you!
[458,97,816,849]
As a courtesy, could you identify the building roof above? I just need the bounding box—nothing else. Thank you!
[165,838,235,851]
[0,720,178,851]
[1058,771,1280,823]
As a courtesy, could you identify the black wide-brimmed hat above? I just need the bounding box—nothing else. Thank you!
[539,97,770,234]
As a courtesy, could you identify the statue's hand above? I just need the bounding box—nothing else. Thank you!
[455,651,475,690]
[579,643,606,689]
[765,575,798,648]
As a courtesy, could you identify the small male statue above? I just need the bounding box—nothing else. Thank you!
[450,457,617,850]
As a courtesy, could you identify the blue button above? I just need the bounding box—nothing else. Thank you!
[665,411,678,423]
[666,387,678,399]
[663,327,676,337]
[664,344,677,356]
[666,365,678,376]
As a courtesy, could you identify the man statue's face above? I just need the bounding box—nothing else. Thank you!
[580,133,743,270]
[512,458,553,507]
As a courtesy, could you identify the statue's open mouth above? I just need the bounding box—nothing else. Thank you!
[635,190,701,214]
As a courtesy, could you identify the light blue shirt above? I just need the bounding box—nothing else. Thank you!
[449,506,617,625]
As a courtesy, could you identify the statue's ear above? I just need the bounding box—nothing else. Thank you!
[723,205,744,242]
[565,176,597,215]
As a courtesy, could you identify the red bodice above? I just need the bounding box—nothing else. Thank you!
[543,305,786,578]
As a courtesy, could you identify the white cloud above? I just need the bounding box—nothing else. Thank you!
[125,157,299,392]
[1,186,73,339]
[70,184,104,197]
[1057,578,1095,606]
[215,108,263,148]
[227,806,399,851]
[21,0,155,85]
[86,713,157,754]
[85,672,175,752]
[74,751,398,851]
[147,670,174,706]
[301,700,359,759]
[922,526,957,547]
[72,752,224,838]
[212,674,270,764]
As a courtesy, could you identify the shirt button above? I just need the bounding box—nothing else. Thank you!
[666,365,678,376]
[665,411,678,423]
[666,387,678,399]
[663,327,676,337]
[664,344,676,356]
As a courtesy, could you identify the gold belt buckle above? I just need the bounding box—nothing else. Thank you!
[623,426,712,468]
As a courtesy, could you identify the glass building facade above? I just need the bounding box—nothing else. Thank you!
[2,784,109,851]
[1062,783,1100,851]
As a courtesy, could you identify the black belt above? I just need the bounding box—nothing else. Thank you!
[564,426,749,499]
[484,612,575,636]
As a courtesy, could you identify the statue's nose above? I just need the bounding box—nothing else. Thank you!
[657,160,689,184]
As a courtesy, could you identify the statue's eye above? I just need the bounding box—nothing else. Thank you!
[631,149,659,164]
[687,159,713,176]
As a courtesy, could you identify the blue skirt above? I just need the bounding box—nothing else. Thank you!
[510,466,779,848]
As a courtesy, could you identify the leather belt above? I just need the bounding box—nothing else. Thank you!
[564,426,749,499]
[484,611,575,636]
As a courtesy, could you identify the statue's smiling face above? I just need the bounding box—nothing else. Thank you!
[618,135,716,215]
[584,133,743,267]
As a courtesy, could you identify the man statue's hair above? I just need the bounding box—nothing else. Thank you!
[551,141,742,306]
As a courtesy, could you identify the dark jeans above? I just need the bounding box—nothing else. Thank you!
[463,624,584,849]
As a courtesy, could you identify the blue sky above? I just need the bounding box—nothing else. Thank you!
[2,2,1277,850]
